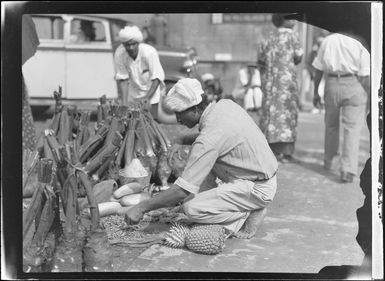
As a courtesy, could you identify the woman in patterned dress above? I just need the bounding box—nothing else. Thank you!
[257,14,303,163]
[22,15,40,152]
[22,76,37,151]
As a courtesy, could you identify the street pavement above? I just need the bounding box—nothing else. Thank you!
[32,109,371,276]
[121,111,370,274]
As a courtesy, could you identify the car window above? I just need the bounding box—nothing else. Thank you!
[70,19,106,43]
[110,21,126,43]
[32,15,64,40]
[110,21,127,51]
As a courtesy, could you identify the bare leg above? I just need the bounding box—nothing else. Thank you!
[234,208,267,239]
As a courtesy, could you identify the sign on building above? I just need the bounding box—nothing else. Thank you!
[212,13,272,24]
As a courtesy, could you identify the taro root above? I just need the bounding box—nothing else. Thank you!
[78,169,113,272]
[76,111,92,147]
[51,222,86,272]
[51,167,86,272]
[83,229,113,272]
[23,149,39,198]
[78,123,109,163]
[83,132,122,175]
[57,105,72,146]
[122,116,138,169]
[23,159,58,272]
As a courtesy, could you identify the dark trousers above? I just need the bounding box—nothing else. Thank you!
[269,142,295,156]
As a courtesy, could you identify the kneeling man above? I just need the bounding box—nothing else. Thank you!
[124,78,278,238]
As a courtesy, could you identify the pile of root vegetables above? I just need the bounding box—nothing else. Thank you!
[23,88,189,272]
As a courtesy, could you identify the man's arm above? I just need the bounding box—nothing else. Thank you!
[313,69,324,108]
[174,133,199,145]
[146,78,161,101]
[117,79,128,105]
[124,184,190,225]
[168,132,199,165]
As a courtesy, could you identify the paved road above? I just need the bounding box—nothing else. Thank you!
[32,110,371,275]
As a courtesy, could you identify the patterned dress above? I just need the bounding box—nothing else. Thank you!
[258,28,303,146]
[22,15,39,152]
[22,78,37,151]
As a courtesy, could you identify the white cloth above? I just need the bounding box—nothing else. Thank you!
[232,67,263,109]
[201,73,215,82]
[118,25,143,43]
[164,78,203,112]
[312,33,370,76]
[244,87,263,110]
[114,43,165,104]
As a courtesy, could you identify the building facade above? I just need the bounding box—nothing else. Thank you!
[113,13,319,105]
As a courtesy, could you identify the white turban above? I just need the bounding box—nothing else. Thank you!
[201,73,214,82]
[118,25,143,43]
[164,78,204,112]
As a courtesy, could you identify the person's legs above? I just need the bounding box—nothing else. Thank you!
[269,142,285,159]
[233,208,267,239]
[269,142,297,163]
[339,77,368,178]
[323,79,340,169]
[340,104,366,176]
[281,142,296,162]
[182,175,277,237]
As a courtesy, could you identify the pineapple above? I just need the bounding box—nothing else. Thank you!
[163,223,228,255]
[163,223,190,248]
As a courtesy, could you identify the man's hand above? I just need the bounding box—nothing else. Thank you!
[124,205,145,225]
[313,93,323,109]
[139,98,151,112]
[167,143,183,166]
[312,69,324,109]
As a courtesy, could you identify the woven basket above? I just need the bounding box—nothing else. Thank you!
[118,169,151,187]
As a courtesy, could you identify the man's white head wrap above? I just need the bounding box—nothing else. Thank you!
[201,73,215,82]
[118,25,143,43]
[164,78,204,112]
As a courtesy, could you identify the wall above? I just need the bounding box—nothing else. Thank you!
[165,13,277,96]
[167,14,308,98]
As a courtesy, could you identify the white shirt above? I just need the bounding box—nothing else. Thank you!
[114,43,165,104]
[174,99,278,194]
[231,67,261,100]
[312,33,370,76]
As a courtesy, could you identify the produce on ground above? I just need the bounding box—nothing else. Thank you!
[23,88,191,272]
[164,223,231,255]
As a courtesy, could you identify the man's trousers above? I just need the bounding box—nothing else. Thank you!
[323,75,367,175]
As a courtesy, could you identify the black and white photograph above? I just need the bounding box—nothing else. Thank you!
[1,1,383,280]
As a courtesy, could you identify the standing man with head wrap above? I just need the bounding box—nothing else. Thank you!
[114,25,165,119]
[123,78,278,239]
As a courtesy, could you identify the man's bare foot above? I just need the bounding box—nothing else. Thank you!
[234,208,267,239]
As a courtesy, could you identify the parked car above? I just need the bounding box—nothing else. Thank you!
[23,14,200,112]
